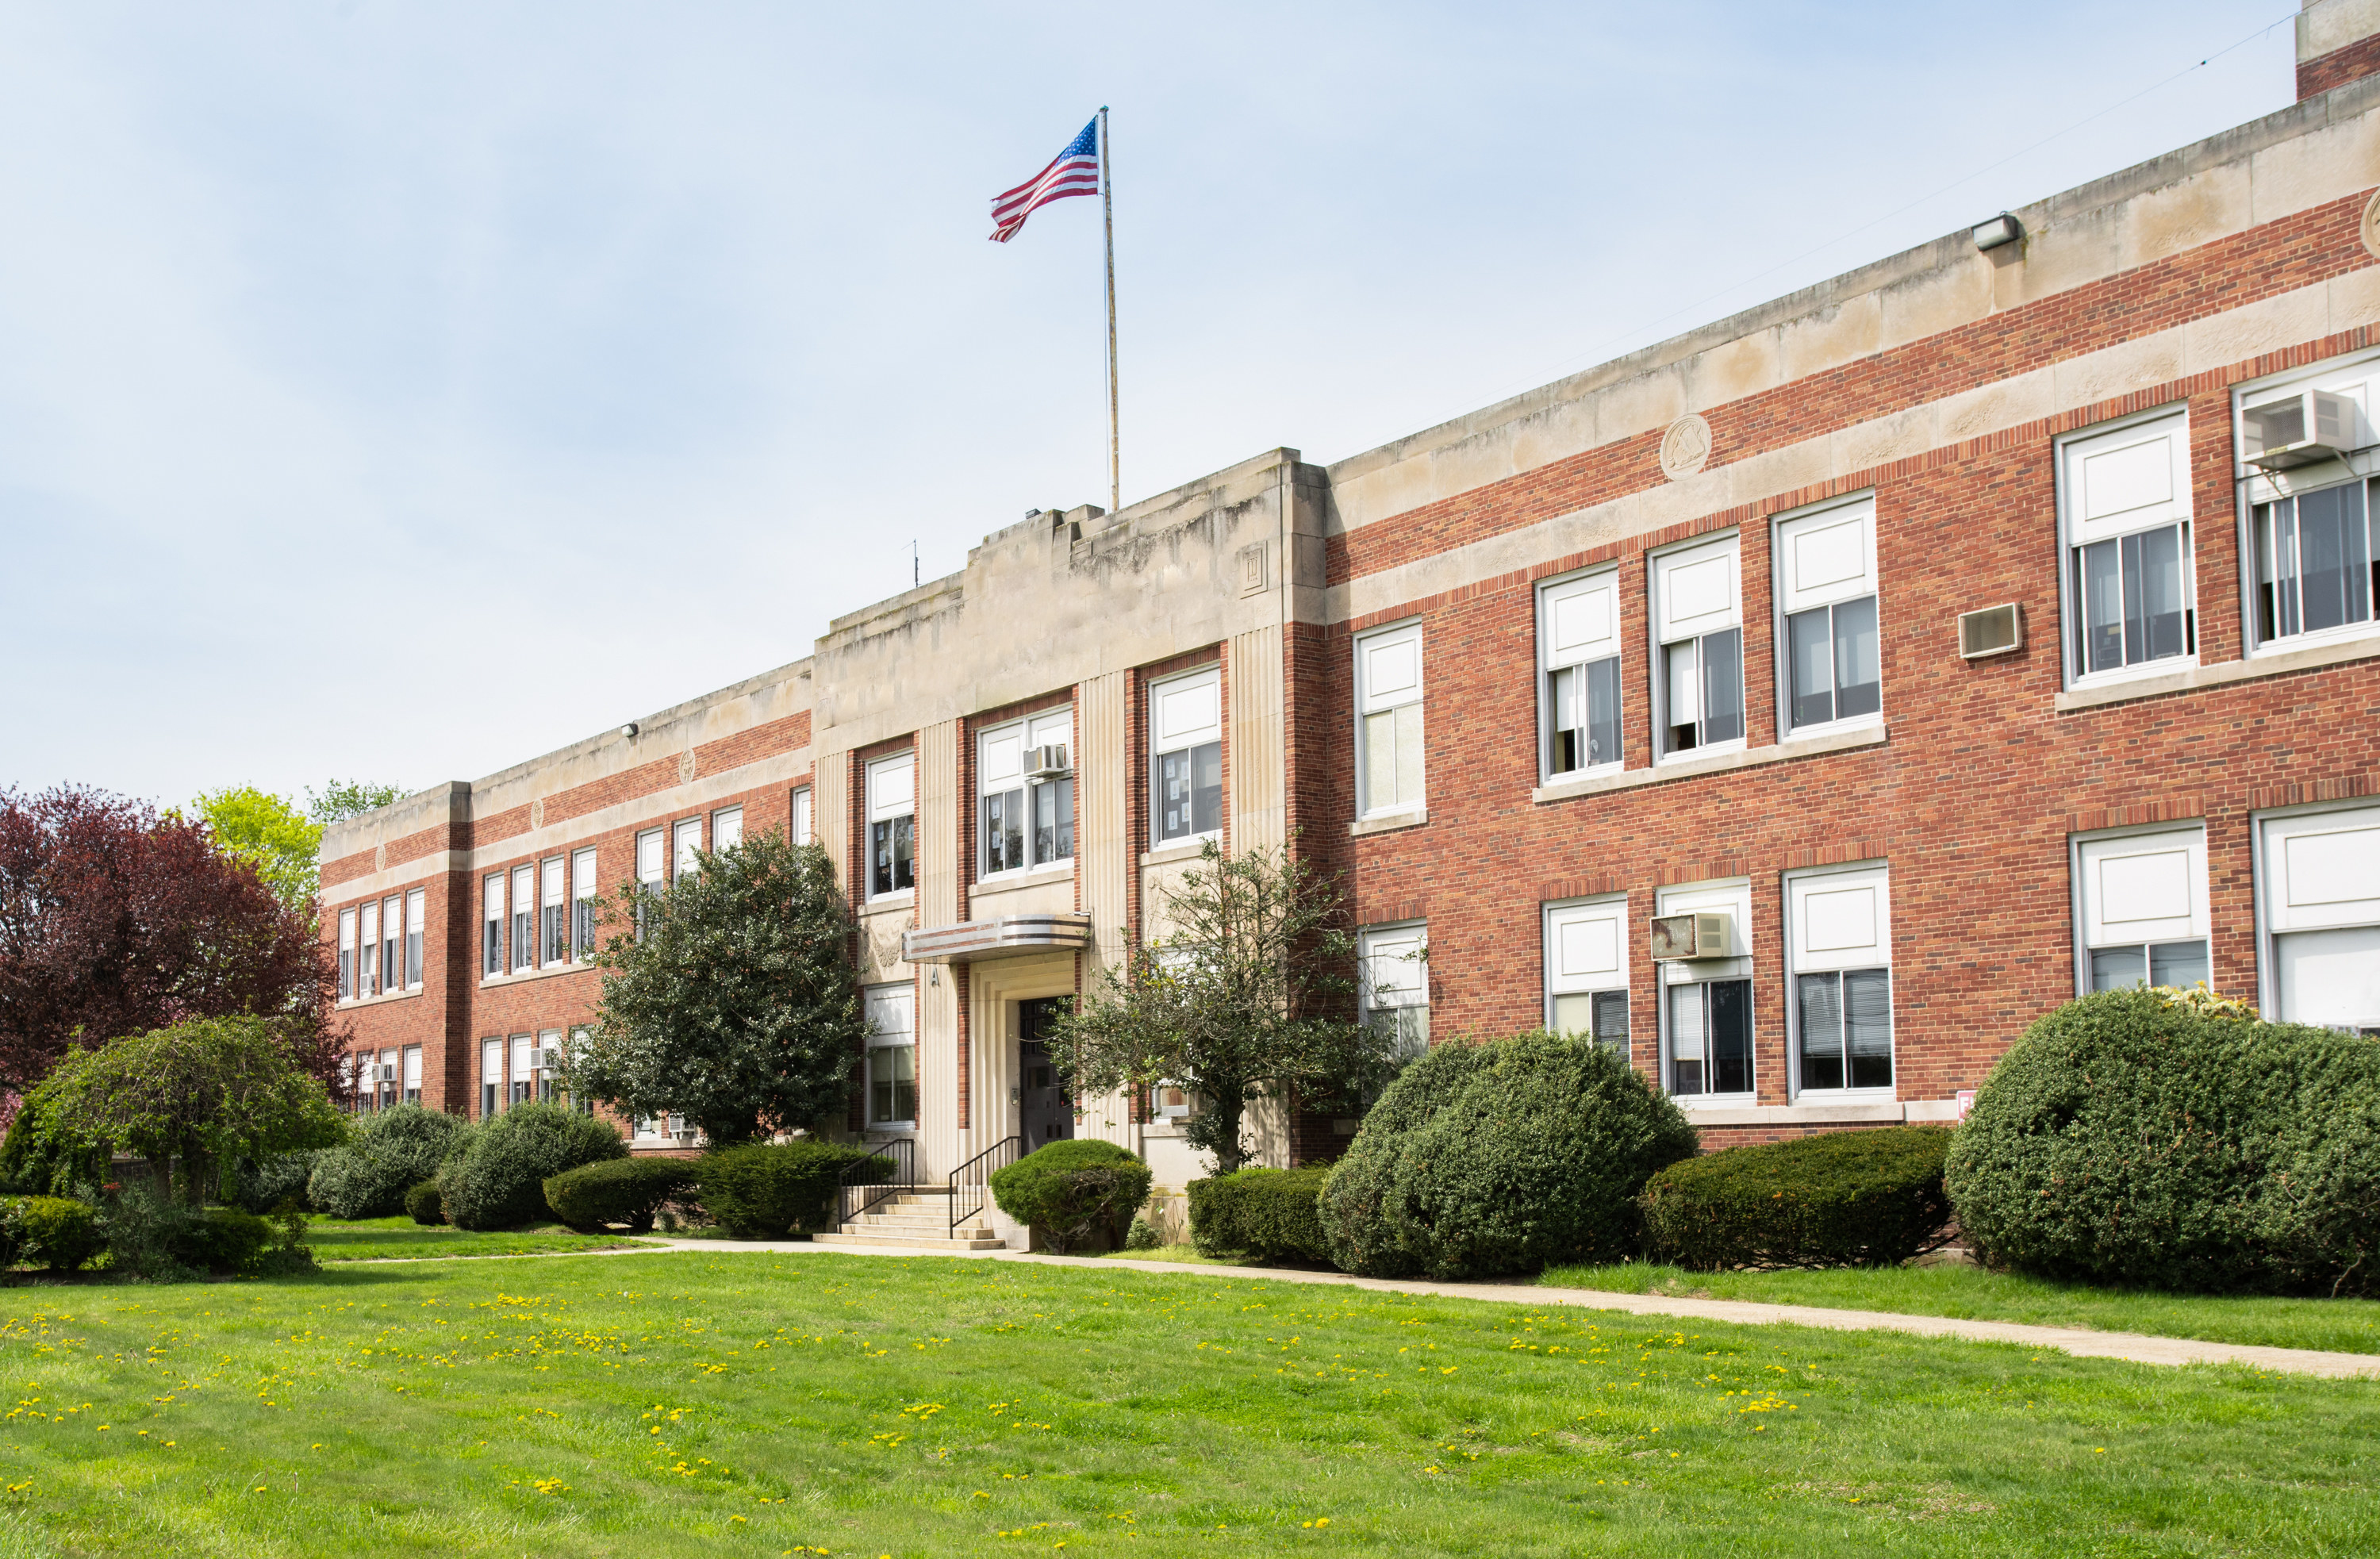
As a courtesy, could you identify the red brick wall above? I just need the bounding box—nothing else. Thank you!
[2301,34,2380,99]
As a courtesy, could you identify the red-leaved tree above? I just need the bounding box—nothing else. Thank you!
[0,785,345,1092]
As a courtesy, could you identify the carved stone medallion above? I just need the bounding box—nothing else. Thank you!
[2363,190,2380,261]
[374,843,386,872]
[529,797,545,831]
[1659,413,1713,481]
[678,751,697,785]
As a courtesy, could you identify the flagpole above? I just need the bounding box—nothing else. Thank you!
[1100,105,1119,516]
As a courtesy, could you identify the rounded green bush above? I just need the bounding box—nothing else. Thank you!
[440,1105,627,1231]
[236,1150,325,1215]
[694,1141,892,1238]
[172,1208,276,1274]
[989,1139,1153,1254]
[1320,1031,1699,1279]
[309,1105,470,1221]
[9,1196,102,1273]
[546,1158,701,1233]
[1946,987,2380,1295]
[1640,1126,1953,1270]
[1188,1165,1334,1262]
[404,1180,444,1226]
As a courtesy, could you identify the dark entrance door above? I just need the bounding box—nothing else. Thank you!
[1018,996,1074,1149]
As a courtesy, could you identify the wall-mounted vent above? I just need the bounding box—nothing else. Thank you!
[1958,602,2025,659]
[2243,388,2361,470]
[1024,744,1071,780]
[1649,912,1733,962]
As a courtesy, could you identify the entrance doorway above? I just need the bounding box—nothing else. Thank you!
[1017,996,1074,1149]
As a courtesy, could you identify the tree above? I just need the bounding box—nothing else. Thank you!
[17,1016,347,1206]
[1047,839,1395,1173]
[570,829,865,1146]
[0,785,344,1091]
[306,780,407,827]
[190,786,321,916]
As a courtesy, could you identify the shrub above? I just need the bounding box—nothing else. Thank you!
[309,1105,469,1221]
[1639,1127,1954,1270]
[14,1195,102,1273]
[404,1181,444,1225]
[440,1105,627,1231]
[1124,1214,1161,1250]
[172,1208,277,1275]
[990,1140,1153,1254]
[1188,1166,1334,1262]
[235,1150,323,1215]
[1320,1032,1699,1280]
[94,1185,194,1281]
[546,1158,701,1233]
[695,1142,891,1238]
[1945,987,2380,1296]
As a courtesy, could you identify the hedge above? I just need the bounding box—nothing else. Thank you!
[171,1208,278,1275]
[1640,1126,1953,1270]
[309,1106,470,1220]
[1945,987,2380,1295]
[2,1196,102,1272]
[546,1158,702,1233]
[1319,1031,1699,1279]
[405,1180,444,1225]
[694,1141,892,1238]
[990,1140,1152,1254]
[440,1105,628,1231]
[235,1150,324,1215]
[1187,1166,1334,1263]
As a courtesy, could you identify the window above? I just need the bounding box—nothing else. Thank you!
[359,900,381,996]
[1775,498,1881,734]
[402,1045,423,1106]
[510,866,535,973]
[539,857,567,966]
[380,897,401,996]
[571,847,599,962]
[1658,880,1752,1097]
[1539,570,1622,778]
[980,708,1075,877]
[1356,623,1424,816]
[791,786,813,847]
[2074,825,2209,995]
[1787,865,1893,1093]
[635,828,665,935]
[404,889,424,989]
[2059,412,2194,682]
[1545,897,1630,1054]
[1359,923,1430,1061]
[2239,358,2379,651]
[865,983,917,1126]
[337,908,356,1001]
[536,1029,563,1104]
[566,1027,597,1114]
[480,1037,501,1118]
[2258,804,2380,1035]
[2254,483,2377,644]
[674,818,703,883]
[1150,668,1223,844]
[482,874,504,977]
[376,1046,400,1111]
[712,806,743,852]
[509,1033,535,1106]
[1653,536,1744,758]
[867,754,916,897]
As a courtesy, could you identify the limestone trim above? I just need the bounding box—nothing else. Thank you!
[2050,632,2380,712]
[1530,724,1888,805]
[321,851,466,905]
[1348,808,1428,839]
[1676,1100,1947,1127]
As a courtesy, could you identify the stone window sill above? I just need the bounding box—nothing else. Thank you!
[858,896,915,920]
[1349,808,1428,839]
[1676,1100,1957,1127]
[1142,838,1217,867]
[478,964,593,991]
[972,864,1076,903]
[2053,635,2380,711]
[1532,724,1887,804]
[339,987,426,1009]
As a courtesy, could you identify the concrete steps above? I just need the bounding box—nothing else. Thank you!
[812,1188,1007,1253]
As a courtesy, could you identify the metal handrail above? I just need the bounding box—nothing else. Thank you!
[838,1136,914,1227]
[946,1135,1023,1235]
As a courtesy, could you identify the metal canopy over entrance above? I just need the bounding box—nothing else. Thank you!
[902,912,1093,966]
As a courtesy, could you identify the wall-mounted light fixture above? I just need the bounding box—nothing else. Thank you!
[1972,212,2023,252]
[619,722,639,739]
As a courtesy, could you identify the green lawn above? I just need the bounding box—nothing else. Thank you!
[305,1217,649,1264]
[1538,1260,2380,1357]
[0,1250,2371,1557]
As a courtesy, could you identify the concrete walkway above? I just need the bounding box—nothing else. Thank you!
[606,1238,2380,1380]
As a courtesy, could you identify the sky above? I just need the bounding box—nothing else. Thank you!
[0,1,2305,809]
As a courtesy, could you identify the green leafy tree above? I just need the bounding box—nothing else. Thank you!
[1047,839,1393,1173]
[190,787,321,915]
[305,781,407,827]
[18,1015,347,1207]
[570,829,865,1146]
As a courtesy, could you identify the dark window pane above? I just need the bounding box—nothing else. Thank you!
[1585,655,1622,767]
[2255,501,2293,641]
[1702,629,1744,744]
[985,788,1024,874]
[1035,778,1073,865]
[894,816,914,891]
[2298,483,2371,632]
[1798,972,1844,1092]
[2090,944,2148,991]
[1833,595,1881,717]
[1592,989,1630,1055]
[1190,741,1223,835]
[1844,968,1893,1089]
[2081,539,2123,672]
[2150,939,2209,990]
[1787,606,1833,728]
[1710,978,1752,1094]
[2136,525,2186,661]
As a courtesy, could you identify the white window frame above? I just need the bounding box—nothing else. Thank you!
[509,1033,535,1107]
[336,907,356,1002]
[1355,620,1425,818]
[2070,823,2212,998]
[791,786,813,847]
[1784,862,1894,1099]
[712,806,743,853]
[571,847,599,962]
[482,874,504,978]
[2235,349,2380,657]
[401,1044,423,1107]
[866,752,916,900]
[539,856,568,967]
[673,817,703,883]
[978,707,1076,879]
[2056,407,2197,689]
[404,888,425,990]
[1538,568,1624,781]
[2253,800,2380,1035]
[359,899,381,997]
[380,896,401,997]
[863,981,918,1129]
[1149,666,1223,845]
[1358,921,1430,1061]
[1656,877,1754,1101]
[1651,533,1746,762]
[480,1037,503,1118]
[509,865,536,973]
[1543,895,1630,1054]
[1773,494,1883,739]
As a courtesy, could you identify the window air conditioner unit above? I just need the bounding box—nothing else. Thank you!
[1649,912,1733,962]
[538,1046,563,1071]
[1024,744,1071,781]
[1957,602,2024,659]
[376,1063,399,1084]
[2243,389,2360,471]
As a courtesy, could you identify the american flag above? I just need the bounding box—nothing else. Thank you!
[989,117,1100,243]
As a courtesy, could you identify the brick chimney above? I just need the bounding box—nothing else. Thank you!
[2298,0,2380,98]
